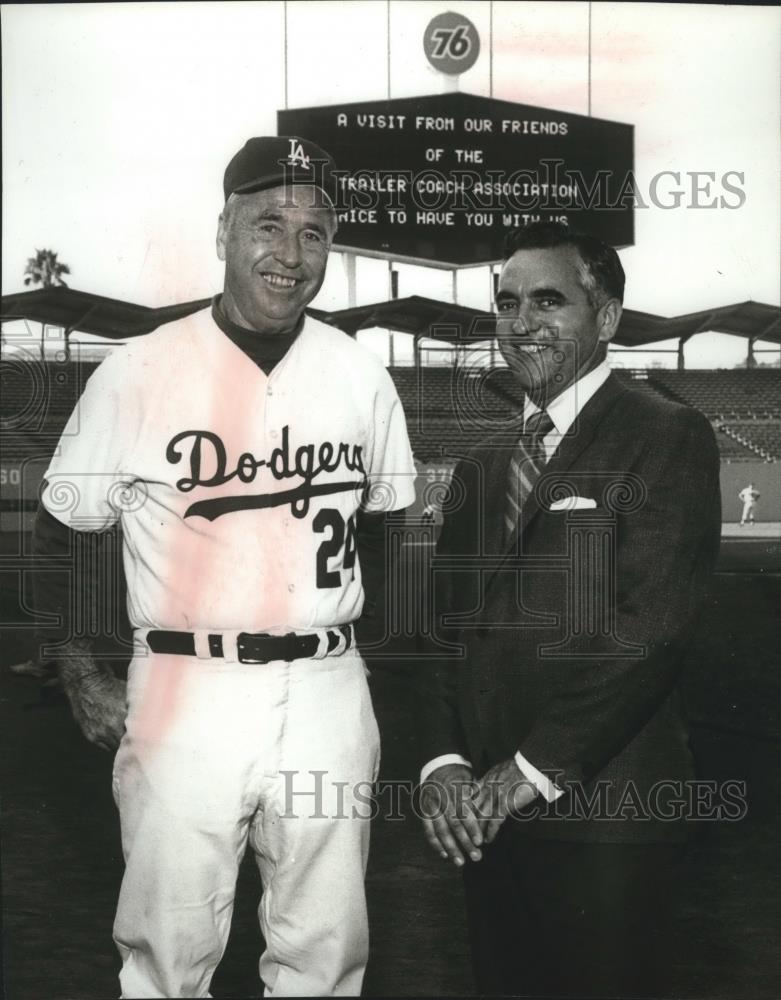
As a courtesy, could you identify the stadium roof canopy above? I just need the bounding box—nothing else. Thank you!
[2,287,779,348]
[0,287,210,339]
[313,296,781,348]
[312,296,497,341]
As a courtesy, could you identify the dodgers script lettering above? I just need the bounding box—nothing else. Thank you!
[166,426,366,520]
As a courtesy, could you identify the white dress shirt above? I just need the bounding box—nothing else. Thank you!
[421,361,612,800]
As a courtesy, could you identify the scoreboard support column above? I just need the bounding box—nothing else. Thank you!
[344,252,357,309]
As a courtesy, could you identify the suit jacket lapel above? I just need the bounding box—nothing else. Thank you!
[479,374,627,598]
[514,373,627,539]
[481,443,516,555]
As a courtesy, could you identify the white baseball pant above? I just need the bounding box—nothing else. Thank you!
[111,644,380,998]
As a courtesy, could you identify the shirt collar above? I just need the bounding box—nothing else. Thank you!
[211,294,304,373]
[523,360,611,436]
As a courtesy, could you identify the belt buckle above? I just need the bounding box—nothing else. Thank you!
[237,632,265,665]
[235,630,344,664]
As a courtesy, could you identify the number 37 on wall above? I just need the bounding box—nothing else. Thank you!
[313,508,357,589]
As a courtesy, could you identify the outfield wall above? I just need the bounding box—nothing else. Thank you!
[412,460,781,526]
[2,452,778,536]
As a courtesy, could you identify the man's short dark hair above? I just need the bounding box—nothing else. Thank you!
[503,222,625,308]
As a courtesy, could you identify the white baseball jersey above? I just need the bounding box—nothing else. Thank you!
[42,308,416,632]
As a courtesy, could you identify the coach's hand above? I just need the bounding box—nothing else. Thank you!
[59,651,128,752]
[420,763,483,867]
[474,758,538,845]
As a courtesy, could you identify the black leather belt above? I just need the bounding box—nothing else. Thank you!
[146,625,354,664]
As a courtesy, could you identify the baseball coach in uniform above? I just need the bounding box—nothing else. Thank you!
[417,222,721,998]
[33,136,415,997]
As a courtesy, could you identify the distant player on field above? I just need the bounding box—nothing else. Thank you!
[738,482,760,524]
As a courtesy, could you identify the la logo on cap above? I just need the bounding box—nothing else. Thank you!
[287,139,311,170]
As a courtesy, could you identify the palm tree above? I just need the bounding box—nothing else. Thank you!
[23,249,71,288]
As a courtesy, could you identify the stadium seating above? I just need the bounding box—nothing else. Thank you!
[645,369,780,460]
[1,357,97,443]
[2,360,778,467]
[719,422,781,462]
[610,369,676,403]
[647,369,780,420]
[387,365,780,463]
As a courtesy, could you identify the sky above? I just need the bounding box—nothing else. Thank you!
[2,1,779,367]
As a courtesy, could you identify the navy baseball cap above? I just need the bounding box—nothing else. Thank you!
[223,136,337,204]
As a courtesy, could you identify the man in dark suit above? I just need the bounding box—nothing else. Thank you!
[417,222,721,997]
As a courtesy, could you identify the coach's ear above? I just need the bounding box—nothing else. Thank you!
[597,298,622,344]
[216,212,228,262]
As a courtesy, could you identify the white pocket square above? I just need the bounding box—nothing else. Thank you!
[548,496,597,511]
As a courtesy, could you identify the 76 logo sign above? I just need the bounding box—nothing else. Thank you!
[430,24,472,59]
[423,12,481,75]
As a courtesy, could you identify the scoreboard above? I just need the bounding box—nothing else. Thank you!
[279,92,634,266]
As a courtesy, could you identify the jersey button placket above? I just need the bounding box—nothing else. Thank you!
[266,378,276,440]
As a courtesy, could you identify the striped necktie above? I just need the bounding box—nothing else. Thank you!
[503,408,555,544]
